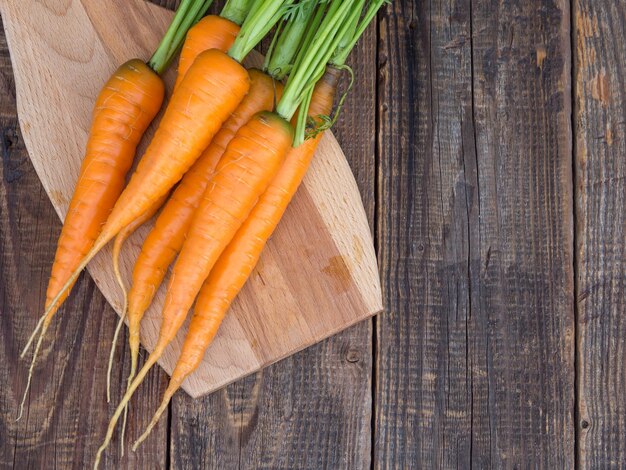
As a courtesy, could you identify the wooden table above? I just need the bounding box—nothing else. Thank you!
[1,0,623,468]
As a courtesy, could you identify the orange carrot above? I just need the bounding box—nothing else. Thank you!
[126,69,280,384]
[174,15,240,90]
[16,59,164,419]
[132,69,340,443]
[45,60,164,322]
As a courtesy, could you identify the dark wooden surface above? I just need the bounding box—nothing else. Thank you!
[0,0,623,468]
[575,0,626,468]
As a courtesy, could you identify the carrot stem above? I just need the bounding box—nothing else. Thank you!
[277,0,358,121]
[294,2,328,65]
[291,0,387,144]
[227,0,295,62]
[331,0,387,66]
[221,0,255,25]
[263,0,318,80]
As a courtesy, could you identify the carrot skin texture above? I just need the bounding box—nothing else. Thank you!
[44,59,164,320]
[174,15,240,90]
[127,70,280,360]
[172,68,339,384]
[97,49,250,248]
[156,111,293,349]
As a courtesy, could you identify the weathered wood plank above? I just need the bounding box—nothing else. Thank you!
[170,3,375,469]
[574,0,626,467]
[375,0,575,467]
[0,13,168,470]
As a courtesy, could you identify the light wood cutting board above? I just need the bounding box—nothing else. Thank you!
[0,0,382,398]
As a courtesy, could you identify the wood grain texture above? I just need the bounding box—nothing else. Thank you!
[0,14,167,469]
[375,0,575,467]
[170,2,376,469]
[0,0,381,398]
[574,0,626,467]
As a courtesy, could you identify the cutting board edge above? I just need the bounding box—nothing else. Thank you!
[186,306,384,398]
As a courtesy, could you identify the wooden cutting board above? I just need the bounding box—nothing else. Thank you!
[0,0,382,398]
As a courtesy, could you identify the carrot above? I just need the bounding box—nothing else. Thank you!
[16,0,217,420]
[94,1,361,460]
[43,59,164,338]
[119,0,314,393]
[133,0,387,444]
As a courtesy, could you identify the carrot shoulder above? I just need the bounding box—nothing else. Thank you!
[174,15,240,90]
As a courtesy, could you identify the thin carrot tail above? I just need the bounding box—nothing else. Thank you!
[119,342,138,457]
[19,234,111,421]
[107,313,130,456]
[106,313,126,403]
[112,232,129,315]
[93,344,164,469]
[17,320,49,421]
[106,233,129,403]
[132,379,179,451]
[20,313,46,358]
[120,402,128,457]
[128,313,141,381]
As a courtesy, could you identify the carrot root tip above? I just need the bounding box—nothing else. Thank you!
[106,313,127,403]
[18,325,46,421]
[120,404,128,457]
[20,314,46,358]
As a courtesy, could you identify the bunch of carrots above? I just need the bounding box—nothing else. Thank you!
[17,0,386,466]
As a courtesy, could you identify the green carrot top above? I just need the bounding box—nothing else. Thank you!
[276,0,388,145]
[228,0,297,63]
